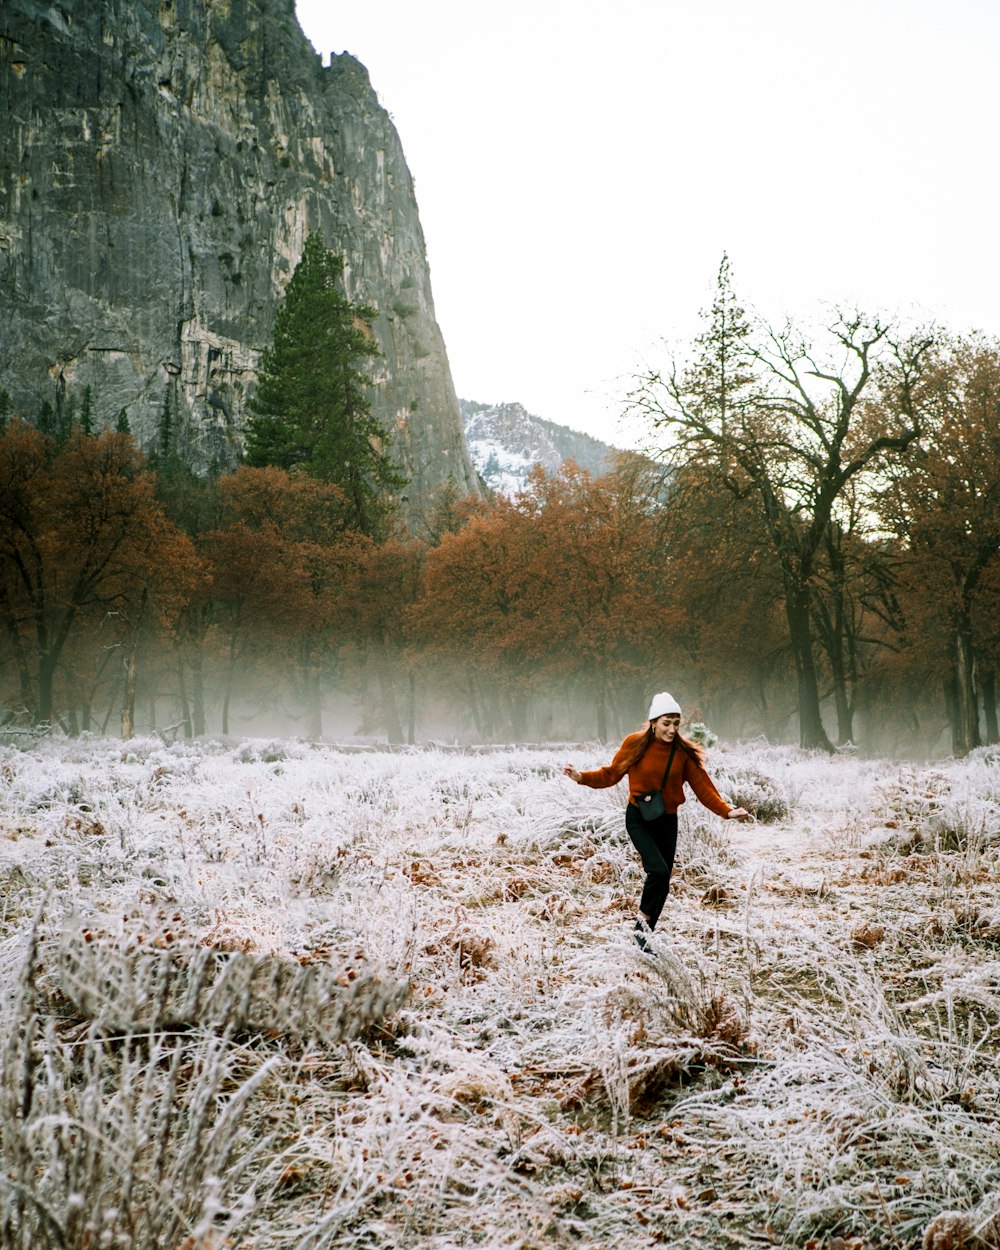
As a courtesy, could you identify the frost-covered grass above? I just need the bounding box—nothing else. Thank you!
[1,735,999,1248]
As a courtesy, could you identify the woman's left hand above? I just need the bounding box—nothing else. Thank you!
[727,807,753,822]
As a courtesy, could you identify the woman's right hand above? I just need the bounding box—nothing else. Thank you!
[563,764,582,783]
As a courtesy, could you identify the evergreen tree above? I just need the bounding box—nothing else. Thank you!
[154,452,218,537]
[79,385,94,435]
[685,252,758,435]
[0,390,11,435]
[116,408,131,434]
[244,232,406,537]
[37,399,56,440]
[158,383,175,460]
[57,393,76,445]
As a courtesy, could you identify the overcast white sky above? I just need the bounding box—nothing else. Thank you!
[294,0,1000,447]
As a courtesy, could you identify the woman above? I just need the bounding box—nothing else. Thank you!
[564,692,751,950]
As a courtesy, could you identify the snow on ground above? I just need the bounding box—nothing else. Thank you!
[1,734,999,1249]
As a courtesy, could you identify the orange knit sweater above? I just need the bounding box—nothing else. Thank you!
[577,732,732,818]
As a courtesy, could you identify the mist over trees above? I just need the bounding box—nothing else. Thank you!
[2,257,999,755]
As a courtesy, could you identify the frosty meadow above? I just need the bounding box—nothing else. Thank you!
[1,734,1000,1249]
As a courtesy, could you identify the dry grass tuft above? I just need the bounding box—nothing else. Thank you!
[701,882,735,906]
[1,935,283,1250]
[422,922,497,982]
[922,1211,973,1250]
[55,927,406,1042]
[850,921,886,949]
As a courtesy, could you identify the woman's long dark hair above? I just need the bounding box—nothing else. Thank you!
[622,722,707,771]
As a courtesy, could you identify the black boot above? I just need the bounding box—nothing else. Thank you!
[633,919,652,952]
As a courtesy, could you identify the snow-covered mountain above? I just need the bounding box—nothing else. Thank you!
[460,400,617,498]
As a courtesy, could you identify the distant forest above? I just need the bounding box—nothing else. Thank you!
[1,258,998,756]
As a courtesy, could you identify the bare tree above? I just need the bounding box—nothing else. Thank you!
[629,258,932,750]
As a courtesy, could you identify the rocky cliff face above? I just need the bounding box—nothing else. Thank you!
[0,0,480,508]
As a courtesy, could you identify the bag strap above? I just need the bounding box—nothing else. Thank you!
[657,737,678,792]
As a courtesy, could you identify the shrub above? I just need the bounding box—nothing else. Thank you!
[716,764,789,823]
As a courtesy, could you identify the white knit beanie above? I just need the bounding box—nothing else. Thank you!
[647,691,681,720]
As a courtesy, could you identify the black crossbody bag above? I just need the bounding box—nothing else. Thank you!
[635,737,678,823]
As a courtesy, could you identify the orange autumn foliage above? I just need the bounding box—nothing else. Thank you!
[411,458,678,738]
[0,421,200,726]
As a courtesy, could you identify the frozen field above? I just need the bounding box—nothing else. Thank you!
[1,734,999,1249]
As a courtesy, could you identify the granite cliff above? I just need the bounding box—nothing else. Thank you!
[0,0,480,507]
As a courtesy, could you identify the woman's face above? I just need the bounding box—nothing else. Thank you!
[652,714,681,742]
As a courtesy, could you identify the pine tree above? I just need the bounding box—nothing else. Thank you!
[0,390,11,435]
[80,385,94,436]
[244,233,406,537]
[116,408,131,434]
[686,252,758,435]
[158,384,174,460]
[37,399,56,440]
[57,393,76,445]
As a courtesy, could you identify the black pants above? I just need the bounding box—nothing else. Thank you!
[624,803,678,929]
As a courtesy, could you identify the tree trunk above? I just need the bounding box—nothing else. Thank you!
[467,673,484,738]
[982,670,998,745]
[595,678,608,742]
[508,689,528,741]
[407,670,416,746]
[121,641,138,740]
[815,530,856,746]
[753,670,781,742]
[943,673,959,753]
[176,660,193,738]
[120,590,149,741]
[191,659,206,736]
[305,670,323,739]
[101,672,121,734]
[832,666,854,745]
[36,652,57,726]
[221,653,237,737]
[953,626,980,755]
[785,590,833,752]
[81,644,115,737]
[2,615,34,719]
[377,654,404,744]
[820,600,855,745]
